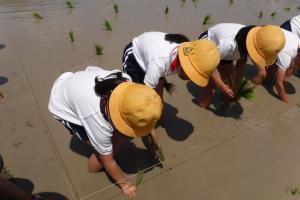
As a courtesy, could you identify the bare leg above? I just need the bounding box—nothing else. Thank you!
[87,153,103,173]
[199,79,216,108]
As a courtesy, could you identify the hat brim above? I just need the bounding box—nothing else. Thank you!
[109,82,153,137]
[246,27,277,66]
[178,45,209,87]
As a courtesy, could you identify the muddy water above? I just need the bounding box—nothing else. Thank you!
[1,0,300,198]
[0,0,299,69]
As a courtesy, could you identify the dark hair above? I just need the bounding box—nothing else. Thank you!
[235,25,256,60]
[164,33,189,44]
[94,72,127,96]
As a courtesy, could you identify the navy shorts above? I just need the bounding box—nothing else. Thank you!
[199,31,233,65]
[56,118,89,142]
[281,19,292,32]
[122,42,146,84]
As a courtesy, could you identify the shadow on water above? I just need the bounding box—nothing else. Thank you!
[161,103,194,141]
[0,155,68,200]
[69,136,94,158]
[69,136,159,175]
[0,77,8,85]
[115,141,159,174]
[186,81,244,119]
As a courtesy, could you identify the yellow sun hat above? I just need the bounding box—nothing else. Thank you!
[246,25,285,66]
[109,82,163,137]
[178,39,220,87]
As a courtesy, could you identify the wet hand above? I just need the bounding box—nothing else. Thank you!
[220,84,235,98]
[122,183,137,198]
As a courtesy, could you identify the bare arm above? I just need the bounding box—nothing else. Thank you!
[211,69,235,98]
[251,62,266,85]
[275,67,290,104]
[98,153,137,197]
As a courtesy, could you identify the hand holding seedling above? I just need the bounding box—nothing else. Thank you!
[121,183,137,198]
[220,84,235,98]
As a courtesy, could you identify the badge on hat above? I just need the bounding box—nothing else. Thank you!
[184,47,193,55]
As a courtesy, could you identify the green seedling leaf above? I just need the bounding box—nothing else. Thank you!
[135,169,144,187]
[297,6,300,10]
[284,7,290,11]
[95,43,103,55]
[164,6,169,14]
[69,31,74,42]
[32,12,43,19]
[229,0,234,5]
[203,14,212,25]
[103,19,112,30]
[113,3,119,13]
[65,0,74,8]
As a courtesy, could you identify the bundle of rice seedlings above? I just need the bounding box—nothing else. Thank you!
[235,79,255,101]
[65,0,74,8]
[69,31,74,42]
[135,169,144,187]
[221,77,255,116]
[32,12,43,19]
[103,19,112,31]
[224,77,255,102]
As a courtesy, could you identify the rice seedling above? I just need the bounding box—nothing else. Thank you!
[164,6,169,15]
[113,3,119,13]
[220,77,255,116]
[284,7,290,11]
[149,132,165,162]
[202,14,212,25]
[95,43,103,55]
[258,11,263,19]
[181,0,186,2]
[103,19,112,31]
[290,186,300,195]
[32,12,43,19]
[164,81,176,95]
[297,6,300,10]
[69,31,74,42]
[135,169,144,188]
[229,0,234,5]
[270,11,277,18]
[65,0,74,8]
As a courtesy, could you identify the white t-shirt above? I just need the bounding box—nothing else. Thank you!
[48,66,131,155]
[276,29,300,71]
[290,15,300,39]
[132,31,178,88]
[207,23,245,61]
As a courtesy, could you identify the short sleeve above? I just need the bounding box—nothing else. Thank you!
[276,51,292,71]
[144,60,165,88]
[81,113,113,155]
